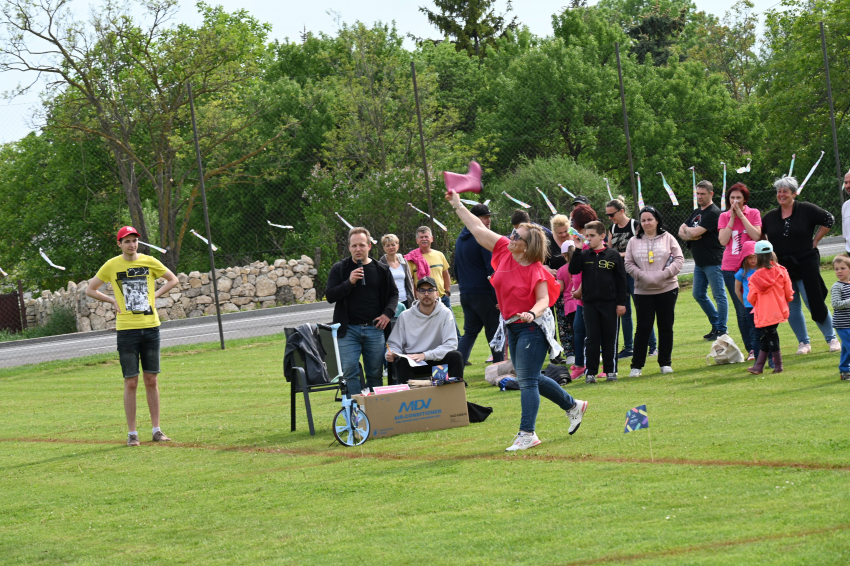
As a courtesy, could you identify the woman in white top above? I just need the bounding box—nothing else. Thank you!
[379,233,415,309]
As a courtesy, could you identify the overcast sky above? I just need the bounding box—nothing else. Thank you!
[0,0,783,143]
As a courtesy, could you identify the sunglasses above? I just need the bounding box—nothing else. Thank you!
[509,228,526,243]
[606,212,617,217]
[417,287,438,294]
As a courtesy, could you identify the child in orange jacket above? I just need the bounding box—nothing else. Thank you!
[746,241,794,374]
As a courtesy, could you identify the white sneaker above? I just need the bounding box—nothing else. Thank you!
[565,356,575,366]
[660,366,673,374]
[796,342,811,354]
[567,400,588,435]
[505,431,541,451]
[629,368,642,378]
[829,339,841,353]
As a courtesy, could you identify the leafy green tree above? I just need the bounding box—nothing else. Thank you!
[416,0,519,58]
[0,0,292,271]
[627,2,688,65]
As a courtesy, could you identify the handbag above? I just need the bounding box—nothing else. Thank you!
[706,334,745,365]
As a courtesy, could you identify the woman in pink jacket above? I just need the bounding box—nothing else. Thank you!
[624,206,685,377]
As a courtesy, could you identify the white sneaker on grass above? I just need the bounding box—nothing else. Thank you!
[796,342,811,355]
[565,356,575,366]
[629,368,642,378]
[660,366,674,374]
[829,339,841,353]
[506,431,541,451]
[567,400,588,435]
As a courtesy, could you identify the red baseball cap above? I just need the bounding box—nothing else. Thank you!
[117,226,140,241]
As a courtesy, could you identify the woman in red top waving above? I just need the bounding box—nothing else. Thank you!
[446,189,589,451]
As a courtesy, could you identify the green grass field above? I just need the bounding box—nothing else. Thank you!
[2,271,849,565]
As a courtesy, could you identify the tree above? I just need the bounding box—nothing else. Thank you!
[688,0,758,102]
[627,2,688,66]
[0,0,293,271]
[416,0,519,58]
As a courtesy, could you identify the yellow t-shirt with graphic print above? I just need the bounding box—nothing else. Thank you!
[95,255,167,330]
[407,250,449,297]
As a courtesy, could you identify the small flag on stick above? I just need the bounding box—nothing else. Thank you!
[624,404,649,433]
[657,172,679,206]
[789,153,796,177]
[267,220,293,229]
[536,187,557,214]
[797,151,825,195]
[502,191,531,209]
[736,158,752,174]
[335,213,377,243]
[190,229,218,251]
[558,183,576,198]
[636,172,645,210]
[408,203,448,232]
[688,166,697,210]
[603,178,613,200]
[39,248,65,270]
[720,162,727,212]
[138,240,167,254]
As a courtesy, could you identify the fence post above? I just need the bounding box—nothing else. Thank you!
[411,60,436,237]
[187,82,225,350]
[820,22,843,205]
[313,246,323,300]
[17,279,27,331]
[615,43,638,208]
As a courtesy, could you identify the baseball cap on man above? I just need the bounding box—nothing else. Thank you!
[572,195,590,206]
[417,276,438,289]
[117,226,140,241]
[470,203,492,217]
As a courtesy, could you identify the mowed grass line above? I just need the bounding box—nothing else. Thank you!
[1,271,849,565]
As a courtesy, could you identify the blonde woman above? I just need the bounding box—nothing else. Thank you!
[550,214,573,362]
[379,234,414,309]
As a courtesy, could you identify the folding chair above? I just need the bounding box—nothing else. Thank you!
[283,323,343,436]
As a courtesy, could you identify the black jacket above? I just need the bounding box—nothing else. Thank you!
[568,246,628,306]
[326,257,399,338]
[283,323,329,385]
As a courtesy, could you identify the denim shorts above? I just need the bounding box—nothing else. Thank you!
[116,327,161,378]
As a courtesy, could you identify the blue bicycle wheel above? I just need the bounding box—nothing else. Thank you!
[332,407,370,446]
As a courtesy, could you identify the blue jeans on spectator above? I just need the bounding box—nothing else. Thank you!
[722,269,753,352]
[787,280,836,344]
[693,264,728,334]
[574,305,586,367]
[441,295,461,339]
[507,322,576,433]
[623,274,656,352]
[338,324,385,395]
[837,327,850,372]
[457,293,504,364]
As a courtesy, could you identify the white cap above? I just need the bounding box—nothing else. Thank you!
[560,240,575,253]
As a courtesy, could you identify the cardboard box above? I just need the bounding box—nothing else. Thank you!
[354,382,468,439]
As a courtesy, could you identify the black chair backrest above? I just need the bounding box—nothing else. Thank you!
[284,323,343,384]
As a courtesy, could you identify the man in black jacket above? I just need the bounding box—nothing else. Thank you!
[568,220,628,383]
[325,227,399,395]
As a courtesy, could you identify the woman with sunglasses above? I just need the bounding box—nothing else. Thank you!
[446,189,588,451]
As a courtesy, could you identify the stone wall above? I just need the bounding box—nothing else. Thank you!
[24,256,317,333]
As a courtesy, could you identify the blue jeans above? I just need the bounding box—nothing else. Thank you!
[338,324,386,395]
[692,264,728,334]
[787,280,836,344]
[457,293,504,364]
[441,295,461,339]
[837,328,850,372]
[622,274,656,352]
[574,305,586,367]
[722,270,753,352]
[507,322,576,433]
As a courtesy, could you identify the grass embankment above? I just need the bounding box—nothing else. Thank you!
[1,273,849,565]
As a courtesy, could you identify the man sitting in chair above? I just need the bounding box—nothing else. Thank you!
[385,277,464,384]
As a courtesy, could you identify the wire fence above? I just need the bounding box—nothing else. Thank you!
[0,23,848,345]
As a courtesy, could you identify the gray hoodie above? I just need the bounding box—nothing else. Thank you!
[386,300,458,361]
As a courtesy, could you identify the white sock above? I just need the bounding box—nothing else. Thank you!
[129,431,138,436]
[152,427,161,434]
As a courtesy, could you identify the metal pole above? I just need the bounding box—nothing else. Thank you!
[616,43,638,208]
[17,279,27,331]
[186,82,225,350]
[820,22,843,204]
[411,61,436,236]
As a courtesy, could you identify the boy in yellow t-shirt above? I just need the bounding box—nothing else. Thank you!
[86,226,179,447]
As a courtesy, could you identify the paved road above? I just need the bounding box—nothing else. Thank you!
[2,236,845,369]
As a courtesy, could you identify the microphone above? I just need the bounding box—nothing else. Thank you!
[356,260,365,286]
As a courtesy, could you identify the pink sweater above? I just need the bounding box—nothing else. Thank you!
[624,232,684,295]
[556,264,581,314]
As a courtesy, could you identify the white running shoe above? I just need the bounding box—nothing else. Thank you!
[796,342,811,355]
[565,356,575,365]
[505,431,541,451]
[629,368,642,378]
[567,400,588,435]
[660,366,674,374]
[829,339,841,353]
[747,350,755,361]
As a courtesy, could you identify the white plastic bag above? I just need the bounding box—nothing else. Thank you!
[706,334,744,365]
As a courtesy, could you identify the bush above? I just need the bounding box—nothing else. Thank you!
[0,306,77,342]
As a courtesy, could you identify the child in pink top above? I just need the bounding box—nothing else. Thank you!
[555,240,578,361]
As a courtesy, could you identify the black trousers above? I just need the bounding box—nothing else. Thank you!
[457,293,503,364]
[393,350,465,384]
[759,324,781,353]
[632,289,678,369]
[583,301,620,376]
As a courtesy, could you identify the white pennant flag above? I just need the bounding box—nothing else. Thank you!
[190,229,218,252]
[39,248,65,270]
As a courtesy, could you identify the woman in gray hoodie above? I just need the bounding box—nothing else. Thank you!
[624,206,684,377]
